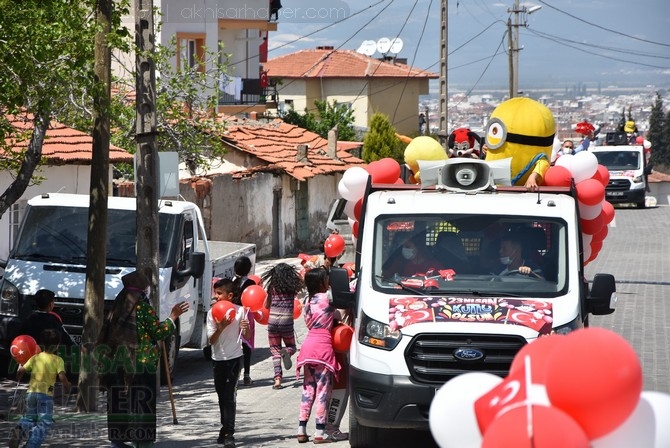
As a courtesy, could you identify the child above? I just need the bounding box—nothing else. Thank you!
[208,278,250,448]
[231,256,256,386]
[261,262,304,389]
[295,267,341,444]
[19,289,77,350]
[10,328,71,448]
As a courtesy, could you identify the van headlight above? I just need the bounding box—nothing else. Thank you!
[359,312,402,350]
[632,175,643,183]
[552,317,584,335]
[0,280,19,316]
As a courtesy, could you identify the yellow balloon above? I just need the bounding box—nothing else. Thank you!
[404,136,448,174]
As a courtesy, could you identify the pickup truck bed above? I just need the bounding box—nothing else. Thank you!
[209,241,257,280]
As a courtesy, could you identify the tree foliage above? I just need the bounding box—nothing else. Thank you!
[647,92,668,167]
[280,99,357,141]
[362,113,404,163]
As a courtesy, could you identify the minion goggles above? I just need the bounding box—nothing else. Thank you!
[484,118,555,150]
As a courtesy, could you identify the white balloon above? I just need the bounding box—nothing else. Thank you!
[591,394,655,448]
[338,179,352,200]
[643,139,652,150]
[347,217,356,228]
[582,233,593,249]
[579,201,603,220]
[571,151,599,183]
[343,200,356,219]
[641,391,670,447]
[341,167,370,201]
[583,242,592,261]
[429,372,503,448]
[554,153,574,172]
[551,136,562,163]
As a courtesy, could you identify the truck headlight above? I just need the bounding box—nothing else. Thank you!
[0,280,19,316]
[552,317,584,335]
[359,312,402,350]
[632,175,643,183]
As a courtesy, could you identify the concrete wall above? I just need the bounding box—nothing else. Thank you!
[369,78,425,135]
[649,182,670,205]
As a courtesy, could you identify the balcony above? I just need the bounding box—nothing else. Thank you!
[218,76,278,115]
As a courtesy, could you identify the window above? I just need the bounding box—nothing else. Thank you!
[176,33,206,72]
[8,201,26,249]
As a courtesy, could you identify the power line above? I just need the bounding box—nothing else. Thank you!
[454,32,508,107]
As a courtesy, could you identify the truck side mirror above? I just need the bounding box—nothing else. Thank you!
[587,273,616,315]
[329,267,355,310]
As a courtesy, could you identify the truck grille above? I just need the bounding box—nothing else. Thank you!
[53,298,113,335]
[406,333,526,384]
[607,179,631,192]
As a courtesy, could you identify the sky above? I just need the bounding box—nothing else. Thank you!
[266,0,670,93]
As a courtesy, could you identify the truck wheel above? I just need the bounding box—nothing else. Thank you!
[160,331,180,386]
[349,413,379,448]
[636,200,646,209]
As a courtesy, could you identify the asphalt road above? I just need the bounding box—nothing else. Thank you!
[1,204,668,447]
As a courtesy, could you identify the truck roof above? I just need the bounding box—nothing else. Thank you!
[27,193,195,215]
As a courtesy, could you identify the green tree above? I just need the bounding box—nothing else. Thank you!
[362,113,404,163]
[661,109,670,168]
[647,92,667,167]
[0,0,98,218]
[280,99,357,141]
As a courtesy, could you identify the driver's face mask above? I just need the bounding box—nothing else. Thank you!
[402,247,417,260]
[500,256,512,266]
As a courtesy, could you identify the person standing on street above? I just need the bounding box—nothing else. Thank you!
[208,278,251,448]
[261,263,304,390]
[97,270,189,448]
[231,256,257,386]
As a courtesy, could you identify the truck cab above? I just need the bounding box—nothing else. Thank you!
[330,159,617,447]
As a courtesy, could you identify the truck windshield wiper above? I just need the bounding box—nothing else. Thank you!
[19,253,75,264]
[376,275,430,296]
[105,257,136,266]
[438,289,522,297]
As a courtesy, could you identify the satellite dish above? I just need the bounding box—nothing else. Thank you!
[390,37,404,54]
[357,40,376,57]
[376,37,392,55]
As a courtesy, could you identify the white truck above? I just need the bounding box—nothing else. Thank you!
[329,159,617,447]
[0,193,255,380]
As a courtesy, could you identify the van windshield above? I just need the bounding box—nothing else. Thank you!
[13,206,177,267]
[374,214,567,297]
[593,150,640,171]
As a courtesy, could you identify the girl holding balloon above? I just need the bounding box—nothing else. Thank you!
[207,278,250,448]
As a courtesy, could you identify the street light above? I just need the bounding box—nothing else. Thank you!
[508,1,542,98]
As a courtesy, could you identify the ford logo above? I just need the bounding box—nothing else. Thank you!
[453,348,485,361]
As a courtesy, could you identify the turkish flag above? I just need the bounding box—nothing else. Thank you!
[474,365,528,434]
[506,309,548,332]
[259,71,269,88]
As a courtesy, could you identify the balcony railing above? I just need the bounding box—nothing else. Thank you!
[219,76,277,106]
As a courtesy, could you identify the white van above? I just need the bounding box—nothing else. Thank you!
[591,139,649,208]
[329,159,617,447]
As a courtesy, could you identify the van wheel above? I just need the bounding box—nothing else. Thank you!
[160,331,180,386]
[349,413,379,448]
[636,200,646,209]
[203,345,212,361]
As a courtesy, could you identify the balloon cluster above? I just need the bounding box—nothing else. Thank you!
[338,158,403,239]
[429,327,670,448]
[543,151,615,265]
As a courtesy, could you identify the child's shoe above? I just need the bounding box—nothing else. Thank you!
[280,348,292,370]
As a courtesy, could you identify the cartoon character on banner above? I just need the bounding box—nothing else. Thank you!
[448,127,484,159]
[484,97,555,190]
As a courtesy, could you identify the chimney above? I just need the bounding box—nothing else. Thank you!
[296,144,309,163]
[327,126,338,159]
[249,111,258,120]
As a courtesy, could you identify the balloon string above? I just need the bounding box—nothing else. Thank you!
[237,307,249,344]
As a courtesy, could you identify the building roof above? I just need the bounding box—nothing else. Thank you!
[218,115,365,181]
[3,114,133,164]
[263,48,438,79]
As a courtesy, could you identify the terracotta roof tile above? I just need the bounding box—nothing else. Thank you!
[264,48,438,79]
[217,115,365,181]
[3,114,133,164]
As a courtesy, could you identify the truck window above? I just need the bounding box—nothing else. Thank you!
[13,205,177,267]
[374,214,567,297]
[593,151,640,171]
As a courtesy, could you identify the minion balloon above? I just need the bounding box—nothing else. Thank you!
[484,97,556,189]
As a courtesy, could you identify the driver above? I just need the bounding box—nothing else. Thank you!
[498,233,544,278]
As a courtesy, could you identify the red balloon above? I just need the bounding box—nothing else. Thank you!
[544,328,643,440]
[332,323,354,353]
[366,157,401,184]
[324,233,346,258]
[293,298,303,320]
[241,285,267,312]
[580,213,604,235]
[593,222,608,242]
[248,274,262,286]
[482,405,590,448]
[353,199,363,221]
[591,239,603,254]
[212,300,236,323]
[352,220,359,238]
[576,179,605,206]
[635,135,644,144]
[592,164,610,188]
[11,335,39,365]
[342,262,355,278]
[543,165,573,187]
[509,335,564,384]
[601,201,615,225]
[254,307,270,325]
[575,121,596,136]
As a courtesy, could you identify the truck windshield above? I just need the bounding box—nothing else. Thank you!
[593,150,640,171]
[12,206,177,267]
[374,214,567,297]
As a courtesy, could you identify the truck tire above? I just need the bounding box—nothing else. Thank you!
[636,200,646,209]
[160,330,180,386]
[203,345,212,361]
[349,412,379,448]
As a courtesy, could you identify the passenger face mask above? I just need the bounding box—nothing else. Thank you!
[500,256,512,266]
[402,247,416,260]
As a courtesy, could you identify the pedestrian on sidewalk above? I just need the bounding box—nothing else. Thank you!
[231,256,256,386]
[208,278,251,448]
[295,267,342,444]
[10,328,71,448]
[97,270,189,448]
[261,262,304,389]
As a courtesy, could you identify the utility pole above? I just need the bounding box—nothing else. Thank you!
[134,0,160,308]
[507,0,542,98]
[439,0,448,148]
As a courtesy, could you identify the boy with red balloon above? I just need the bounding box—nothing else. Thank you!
[230,256,257,386]
[10,328,71,448]
[207,278,250,448]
